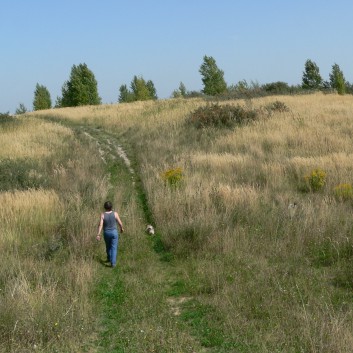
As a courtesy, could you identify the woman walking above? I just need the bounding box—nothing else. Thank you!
[96,201,124,267]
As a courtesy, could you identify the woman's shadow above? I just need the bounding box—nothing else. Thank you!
[95,255,113,267]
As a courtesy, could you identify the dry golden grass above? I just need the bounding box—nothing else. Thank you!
[0,117,72,159]
[0,189,62,246]
[0,116,108,352]
[24,92,353,352]
[31,98,203,132]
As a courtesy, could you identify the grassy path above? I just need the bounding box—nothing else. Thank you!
[78,127,205,353]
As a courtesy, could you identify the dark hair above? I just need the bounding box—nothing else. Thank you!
[104,201,113,211]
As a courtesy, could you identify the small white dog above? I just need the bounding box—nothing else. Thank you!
[146,224,155,235]
[288,202,297,219]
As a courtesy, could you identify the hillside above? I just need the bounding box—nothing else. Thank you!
[2,93,353,352]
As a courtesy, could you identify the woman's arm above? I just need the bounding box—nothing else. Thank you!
[96,213,104,240]
[115,212,124,233]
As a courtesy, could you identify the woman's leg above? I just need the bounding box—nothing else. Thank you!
[104,235,111,262]
[110,231,119,267]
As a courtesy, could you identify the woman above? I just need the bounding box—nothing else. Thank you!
[96,201,124,267]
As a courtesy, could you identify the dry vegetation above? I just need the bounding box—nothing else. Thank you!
[4,93,353,352]
[0,117,73,159]
[0,116,108,352]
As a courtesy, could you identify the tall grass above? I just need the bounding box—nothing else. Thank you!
[32,93,353,351]
[0,117,73,159]
[0,117,108,352]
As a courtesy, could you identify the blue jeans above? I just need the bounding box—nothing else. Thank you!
[103,229,119,266]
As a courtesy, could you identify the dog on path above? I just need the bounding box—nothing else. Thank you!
[146,224,155,235]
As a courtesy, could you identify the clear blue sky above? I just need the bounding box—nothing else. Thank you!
[1,0,353,113]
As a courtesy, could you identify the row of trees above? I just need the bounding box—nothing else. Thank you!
[302,59,347,94]
[18,56,351,113]
[118,76,157,102]
[196,56,351,97]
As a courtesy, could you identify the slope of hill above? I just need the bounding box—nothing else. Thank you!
[2,93,353,352]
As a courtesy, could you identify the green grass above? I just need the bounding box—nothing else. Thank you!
[180,300,225,348]
[179,299,260,352]
[94,269,126,353]
[167,280,189,297]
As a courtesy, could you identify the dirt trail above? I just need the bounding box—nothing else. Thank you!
[78,126,201,352]
[83,130,134,174]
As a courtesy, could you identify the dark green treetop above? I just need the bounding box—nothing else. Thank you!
[199,55,227,95]
[329,63,346,95]
[33,83,51,111]
[60,63,101,107]
[302,59,323,89]
[119,76,157,103]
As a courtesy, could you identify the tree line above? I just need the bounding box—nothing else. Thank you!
[14,57,352,114]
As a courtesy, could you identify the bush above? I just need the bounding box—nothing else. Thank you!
[185,90,205,98]
[0,158,48,191]
[0,113,21,131]
[304,168,326,192]
[265,100,290,113]
[15,103,28,115]
[333,183,353,201]
[0,112,13,122]
[262,81,291,94]
[161,167,183,187]
[187,103,258,129]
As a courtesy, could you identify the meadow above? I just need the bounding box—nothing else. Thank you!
[0,117,109,352]
[2,93,353,352]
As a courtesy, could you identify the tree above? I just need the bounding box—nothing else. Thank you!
[130,76,151,101]
[119,76,157,103]
[33,84,51,111]
[54,96,63,108]
[15,103,27,115]
[302,59,323,89]
[0,111,11,119]
[179,82,187,97]
[234,79,249,93]
[199,55,227,95]
[171,82,187,98]
[146,80,158,100]
[118,84,134,103]
[329,63,346,95]
[345,81,353,95]
[60,63,101,107]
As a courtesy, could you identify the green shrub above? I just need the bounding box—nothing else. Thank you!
[15,103,28,115]
[0,112,11,117]
[304,168,326,192]
[333,183,353,201]
[161,167,183,187]
[265,100,290,113]
[262,81,290,94]
[0,112,14,124]
[187,103,258,129]
[0,113,21,130]
[0,158,48,191]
